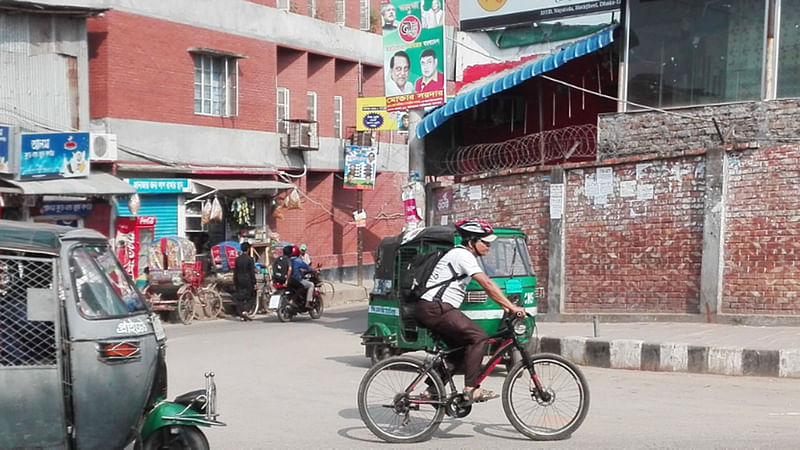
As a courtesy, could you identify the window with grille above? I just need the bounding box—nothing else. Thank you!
[308,0,316,17]
[193,54,238,117]
[307,91,317,122]
[277,0,289,11]
[360,0,370,30]
[277,87,290,134]
[333,96,342,138]
[335,0,345,25]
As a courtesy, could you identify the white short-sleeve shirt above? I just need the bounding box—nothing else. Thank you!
[420,246,482,308]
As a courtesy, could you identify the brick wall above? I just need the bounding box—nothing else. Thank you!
[564,157,705,313]
[724,146,800,314]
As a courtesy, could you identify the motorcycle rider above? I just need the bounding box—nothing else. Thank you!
[413,218,525,404]
[288,245,315,309]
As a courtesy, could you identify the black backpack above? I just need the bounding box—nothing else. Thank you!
[404,247,467,302]
[271,255,290,284]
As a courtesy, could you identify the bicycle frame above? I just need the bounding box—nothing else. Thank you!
[409,314,546,405]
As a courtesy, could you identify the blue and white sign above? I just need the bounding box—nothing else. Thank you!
[127,178,191,194]
[41,201,93,216]
[19,132,90,180]
[0,126,10,174]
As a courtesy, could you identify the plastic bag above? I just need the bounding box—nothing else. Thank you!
[210,197,223,222]
[201,200,212,225]
[284,188,302,209]
[128,194,141,216]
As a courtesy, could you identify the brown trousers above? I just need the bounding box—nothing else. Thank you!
[414,300,488,387]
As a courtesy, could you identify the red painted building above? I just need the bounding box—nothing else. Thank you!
[84,0,409,278]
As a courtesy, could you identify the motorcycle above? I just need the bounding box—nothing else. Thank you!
[0,220,225,449]
[268,270,324,322]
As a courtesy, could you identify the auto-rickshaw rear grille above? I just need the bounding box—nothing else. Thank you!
[0,255,57,367]
[466,291,488,303]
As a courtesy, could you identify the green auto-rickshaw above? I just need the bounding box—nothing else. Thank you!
[362,225,537,367]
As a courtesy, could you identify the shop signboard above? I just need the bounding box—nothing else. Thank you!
[127,178,191,194]
[382,0,446,112]
[356,97,399,131]
[0,125,10,174]
[40,201,93,217]
[460,0,621,31]
[19,132,90,180]
[344,146,377,190]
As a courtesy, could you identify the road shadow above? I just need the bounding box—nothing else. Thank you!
[317,307,367,334]
[326,354,371,370]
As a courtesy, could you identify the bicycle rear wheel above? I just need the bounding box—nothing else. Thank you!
[357,356,445,443]
[502,353,590,441]
[201,288,223,319]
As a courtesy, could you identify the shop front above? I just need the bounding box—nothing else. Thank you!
[115,178,193,240]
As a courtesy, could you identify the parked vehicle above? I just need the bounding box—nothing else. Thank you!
[0,220,224,449]
[361,225,537,366]
[268,269,325,322]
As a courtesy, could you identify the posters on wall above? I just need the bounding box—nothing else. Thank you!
[344,146,378,190]
[19,132,90,180]
[356,97,399,131]
[382,0,446,112]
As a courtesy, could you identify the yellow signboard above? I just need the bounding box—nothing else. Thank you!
[356,97,398,131]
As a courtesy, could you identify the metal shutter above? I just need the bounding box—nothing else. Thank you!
[117,195,179,240]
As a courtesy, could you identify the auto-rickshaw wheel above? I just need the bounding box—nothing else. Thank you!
[368,343,392,366]
[142,425,209,450]
[177,292,195,325]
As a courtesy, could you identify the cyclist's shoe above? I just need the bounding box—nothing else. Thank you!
[462,387,499,404]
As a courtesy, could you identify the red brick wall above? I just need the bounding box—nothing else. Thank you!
[87,10,276,131]
[564,157,705,313]
[723,146,800,314]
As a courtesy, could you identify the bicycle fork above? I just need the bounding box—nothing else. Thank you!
[515,340,552,403]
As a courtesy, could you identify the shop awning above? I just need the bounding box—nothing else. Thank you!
[0,172,136,196]
[192,179,295,197]
[416,25,617,139]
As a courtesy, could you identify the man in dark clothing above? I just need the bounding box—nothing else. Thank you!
[233,242,256,321]
[288,246,314,308]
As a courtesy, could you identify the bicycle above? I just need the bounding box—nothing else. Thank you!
[357,313,589,443]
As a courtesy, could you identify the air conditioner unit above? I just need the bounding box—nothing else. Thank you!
[287,120,319,151]
[90,133,119,161]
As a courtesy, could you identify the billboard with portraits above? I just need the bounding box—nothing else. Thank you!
[382,0,446,112]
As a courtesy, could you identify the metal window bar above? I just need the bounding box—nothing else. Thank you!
[0,255,58,367]
[359,0,370,30]
[333,96,342,139]
[335,0,345,25]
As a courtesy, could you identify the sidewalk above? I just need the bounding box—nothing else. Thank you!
[327,284,800,379]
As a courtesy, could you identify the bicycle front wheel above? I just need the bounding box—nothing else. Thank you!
[202,288,223,319]
[502,353,590,441]
[357,356,445,443]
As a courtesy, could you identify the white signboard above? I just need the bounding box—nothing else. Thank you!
[460,0,621,31]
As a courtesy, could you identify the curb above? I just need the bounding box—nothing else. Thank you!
[328,285,369,308]
[534,336,800,379]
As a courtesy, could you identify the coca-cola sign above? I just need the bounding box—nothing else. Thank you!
[136,216,157,226]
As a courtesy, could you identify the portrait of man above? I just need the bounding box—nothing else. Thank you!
[421,0,443,28]
[381,2,397,32]
[386,51,414,96]
[414,48,444,93]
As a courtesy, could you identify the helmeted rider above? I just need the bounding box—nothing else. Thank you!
[288,245,315,309]
[413,218,525,403]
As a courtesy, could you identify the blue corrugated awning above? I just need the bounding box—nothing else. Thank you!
[416,25,617,139]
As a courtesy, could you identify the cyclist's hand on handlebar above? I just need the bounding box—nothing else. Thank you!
[508,304,525,318]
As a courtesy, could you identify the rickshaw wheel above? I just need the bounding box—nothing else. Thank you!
[142,425,209,450]
[368,344,392,366]
[177,292,195,325]
[202,289,223,319]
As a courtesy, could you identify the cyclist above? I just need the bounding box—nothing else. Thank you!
[413,218,525,404]
[289,245,315,308]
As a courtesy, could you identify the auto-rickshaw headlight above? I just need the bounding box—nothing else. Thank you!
[513,319,527,335]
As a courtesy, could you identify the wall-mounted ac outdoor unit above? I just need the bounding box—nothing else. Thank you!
[287,120,319,151]
[90,133,119,161]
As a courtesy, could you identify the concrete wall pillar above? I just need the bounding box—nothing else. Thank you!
[700,146,727,320]
[546,166,566,317]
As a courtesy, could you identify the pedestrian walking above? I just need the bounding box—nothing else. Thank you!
[233,242,256,321]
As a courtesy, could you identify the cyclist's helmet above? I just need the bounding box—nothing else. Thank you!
[291,245,300,257]
[454,218,497,243]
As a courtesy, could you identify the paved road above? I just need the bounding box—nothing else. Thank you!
[164,306,800,449]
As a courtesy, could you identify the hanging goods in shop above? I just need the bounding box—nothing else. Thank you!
[128,193,141,215]
[230,196,251,226]
[210,197,223,222]
[284,188,302,210]
[201,199,212,225]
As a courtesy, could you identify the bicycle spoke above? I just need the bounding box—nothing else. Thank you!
[358,357,445,443]
[502,355,589,440]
